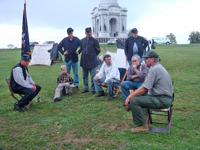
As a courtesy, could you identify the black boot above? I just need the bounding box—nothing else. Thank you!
[95,91,105,97]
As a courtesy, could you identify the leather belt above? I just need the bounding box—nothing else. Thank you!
[154,95,172,99]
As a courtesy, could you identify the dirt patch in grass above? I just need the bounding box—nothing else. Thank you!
[175,110,191,114]
[98,122,130,131]
[62,131,118,148]
[63,132,93,146]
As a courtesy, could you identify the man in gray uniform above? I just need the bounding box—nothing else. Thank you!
[125,51,173,134]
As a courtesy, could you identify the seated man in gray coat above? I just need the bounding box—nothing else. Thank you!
[93,54,120,100]
[121,55,148,109]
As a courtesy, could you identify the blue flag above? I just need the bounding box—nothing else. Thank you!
[21,2,31,59]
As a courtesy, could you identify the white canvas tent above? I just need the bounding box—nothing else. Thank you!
[29,43,62,66]
[106,49,129,70]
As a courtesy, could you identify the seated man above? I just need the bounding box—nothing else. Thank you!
[121,55,148,102]
[125,51,174,134]
[10,54,41,112]
[93,54,120,100]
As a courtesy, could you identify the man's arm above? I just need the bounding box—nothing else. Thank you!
[78,39,83,54]
[124,39,128,60]
[125,86,148,106]
[57,39,65,55]
[96,62,105,80]
[141,37,148,50]
[139,65,148,80]
[76,38,81,54]
[94,39,101,55]
[13,67,32,88]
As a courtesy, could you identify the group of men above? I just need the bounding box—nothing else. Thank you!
[10,27,173,134]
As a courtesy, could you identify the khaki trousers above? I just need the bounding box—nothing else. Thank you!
[54,83,70,99]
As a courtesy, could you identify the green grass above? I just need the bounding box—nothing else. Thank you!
[0,44,200,150]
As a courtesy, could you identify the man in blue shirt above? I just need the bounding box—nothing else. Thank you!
[125,28,148,65]
[58,28,80,90]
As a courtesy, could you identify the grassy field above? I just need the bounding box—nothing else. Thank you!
[0,44,200,150]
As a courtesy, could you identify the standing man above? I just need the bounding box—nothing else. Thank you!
[78,27,101,94]
[125,28,148,65]
[58,27,80,90]
[93,54,120,100]
[125,51,174,134]
[121,55,148,101]
[10,54,41,112]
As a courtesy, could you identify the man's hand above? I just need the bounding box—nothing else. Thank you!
[132,64,137,70]
[32,85,36,91]
[64,50,68,55]
[94,76,98,81]
[76,51,79,54]
[125,96,131,106]
[101,82,106,86]
[126,57,128,60]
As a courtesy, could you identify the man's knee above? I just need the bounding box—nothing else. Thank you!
[36,85,41,91]
[130,97,140,106]
[106,79,113,85]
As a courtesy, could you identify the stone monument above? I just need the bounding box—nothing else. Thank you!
[91,0,128,43]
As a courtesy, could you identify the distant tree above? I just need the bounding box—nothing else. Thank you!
[166,33,177,44]
[7,44,14,48]
[188,31,200,44]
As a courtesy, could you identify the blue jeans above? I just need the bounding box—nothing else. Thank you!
[65,60,79,86]
[14,85,41,108]
[82,68,96,91]
[128,53,143,66]
[93,78,119,96]
[121,81,143,99]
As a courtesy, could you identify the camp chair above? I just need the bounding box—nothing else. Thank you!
[98,68,127,97]
[147,94,174,134]
[6,77,32,110]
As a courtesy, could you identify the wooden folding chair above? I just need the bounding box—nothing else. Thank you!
[147,105,173,134]
[98,69,127,97]
[6,77,32,110]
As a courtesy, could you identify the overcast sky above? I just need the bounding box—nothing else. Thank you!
[0,0,199,48]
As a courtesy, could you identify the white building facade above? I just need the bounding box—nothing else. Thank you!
[91,0,128,43]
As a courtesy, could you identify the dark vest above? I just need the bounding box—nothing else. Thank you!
[10,63,28,92]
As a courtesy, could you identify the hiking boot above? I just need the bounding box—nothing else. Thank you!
[81,90,89,93]
[108,95,115,101]
[130,124,149,134]
[54,97,62,102]
[65,93,69,97]
[95,91,105,97]
[76,86,80,91]
[91,91,96,95]
[14,103,24,112]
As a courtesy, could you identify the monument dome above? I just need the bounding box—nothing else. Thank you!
[99,0,118,7]
[91,0,128,43]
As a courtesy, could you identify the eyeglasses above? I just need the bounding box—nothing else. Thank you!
[132,60,137,62]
